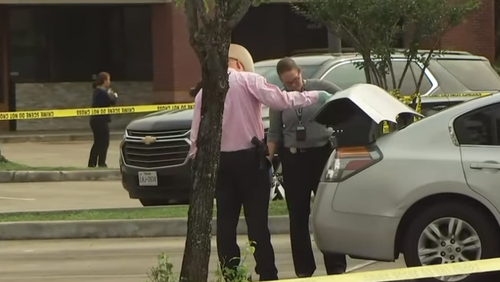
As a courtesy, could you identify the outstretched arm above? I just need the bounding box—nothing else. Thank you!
[246,74,318,110]
[244,74,331,110]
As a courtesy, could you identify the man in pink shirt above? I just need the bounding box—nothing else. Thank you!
[189,44,331,281]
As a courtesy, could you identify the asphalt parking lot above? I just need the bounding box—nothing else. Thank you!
[0,181,139,212]
[0,235,407,282]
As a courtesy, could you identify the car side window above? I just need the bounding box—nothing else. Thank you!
[322,62,367,90]
[388,61,432,95]
[323,61,432,94]
[454,104,500,146]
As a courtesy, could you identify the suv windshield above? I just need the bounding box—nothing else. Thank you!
[437,59,500,91]
[255,65,320,87]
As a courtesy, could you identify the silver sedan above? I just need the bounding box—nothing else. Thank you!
[311,84,500,282]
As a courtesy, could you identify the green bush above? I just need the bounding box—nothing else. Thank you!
[146,242,255,282]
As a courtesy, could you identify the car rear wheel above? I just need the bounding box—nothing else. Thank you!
[402,201,500,282]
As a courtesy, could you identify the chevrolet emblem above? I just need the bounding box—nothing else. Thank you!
[142,136,157,145]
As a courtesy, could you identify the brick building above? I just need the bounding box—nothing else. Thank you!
[0,0,496,132]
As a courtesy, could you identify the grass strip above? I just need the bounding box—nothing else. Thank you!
[0,200,289,222]
[0,160,99,171]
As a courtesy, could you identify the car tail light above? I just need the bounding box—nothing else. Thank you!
[323,146,382,182]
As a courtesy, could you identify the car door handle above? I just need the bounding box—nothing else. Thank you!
[470,163,500,170]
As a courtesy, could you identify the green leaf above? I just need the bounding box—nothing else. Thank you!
[252,0,269,6]
[295,0,480,93]
[203,0,209,13]
[174,0,184,8]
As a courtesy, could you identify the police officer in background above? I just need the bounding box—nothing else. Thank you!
[88,72,117,168]
[188,45,332,281]
[267,57,347,278]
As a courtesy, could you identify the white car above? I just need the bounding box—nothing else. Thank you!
[311,84,500,282]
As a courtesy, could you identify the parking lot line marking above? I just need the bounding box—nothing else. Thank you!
[0,196,36,201]
[347,260,377,272]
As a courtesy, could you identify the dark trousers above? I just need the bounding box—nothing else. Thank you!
[88,119,110,167]
[216,148,278,281]
[281,144,347,277]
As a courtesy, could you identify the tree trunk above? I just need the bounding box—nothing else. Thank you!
[179,31,231,282]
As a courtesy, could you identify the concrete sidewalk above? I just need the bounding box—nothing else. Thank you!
[1,140,120,168]
[0,129,123,143]
[0,140,121,182]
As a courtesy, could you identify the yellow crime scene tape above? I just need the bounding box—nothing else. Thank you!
[400,91,491,103]
[0,92,492,121]
[274,257,500,282]
[382,92,492,133]
[0,103,195,121]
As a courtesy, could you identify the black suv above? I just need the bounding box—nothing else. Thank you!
[120,51,500,206]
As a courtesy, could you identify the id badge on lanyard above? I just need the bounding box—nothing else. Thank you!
[295,108,306,141]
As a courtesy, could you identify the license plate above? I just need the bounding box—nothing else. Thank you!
[138,171,158,186]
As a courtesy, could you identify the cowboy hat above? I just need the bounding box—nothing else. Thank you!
[229,43,254,72]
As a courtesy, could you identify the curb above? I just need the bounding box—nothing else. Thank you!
[0,169,121,183]
[0,216,293,240]
[0,132,123,143]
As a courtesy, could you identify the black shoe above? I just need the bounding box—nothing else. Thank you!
[259,274,278,281]
[327,268,346,275]
[98,164,108,168]
[297,273,313,278]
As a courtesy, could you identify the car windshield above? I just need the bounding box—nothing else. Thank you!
[254,65,320,87]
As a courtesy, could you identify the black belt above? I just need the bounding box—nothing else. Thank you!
[286,147,306,154]
[221,147,257,154]
[285,144,329,154]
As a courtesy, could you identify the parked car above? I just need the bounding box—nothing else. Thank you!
[120,51,500,207]
[311,83,500,282]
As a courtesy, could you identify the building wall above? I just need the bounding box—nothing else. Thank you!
[151,3,199,104]
[15,81,153,130]
[441,0,495,62]
[0,2,498,133]
[2,4,159,132]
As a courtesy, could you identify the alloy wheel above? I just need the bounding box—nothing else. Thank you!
[417,217,482,281]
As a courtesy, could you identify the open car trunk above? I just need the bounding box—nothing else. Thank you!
[312,84,423,147]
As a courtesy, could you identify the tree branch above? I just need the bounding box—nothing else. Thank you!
[185,0,199,43]
[194,0,210,26]
[185,0,206,62]
[227,0,252,28]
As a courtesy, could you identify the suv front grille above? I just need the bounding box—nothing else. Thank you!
[122,140,190,168]
[123,129,191,168]
[127,129,189,138]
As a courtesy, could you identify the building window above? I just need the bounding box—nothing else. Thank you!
[8,5,152,83]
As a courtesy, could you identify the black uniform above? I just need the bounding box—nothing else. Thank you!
[216,147,277,281]
[268,79,346,277]
[88,87,116,167]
